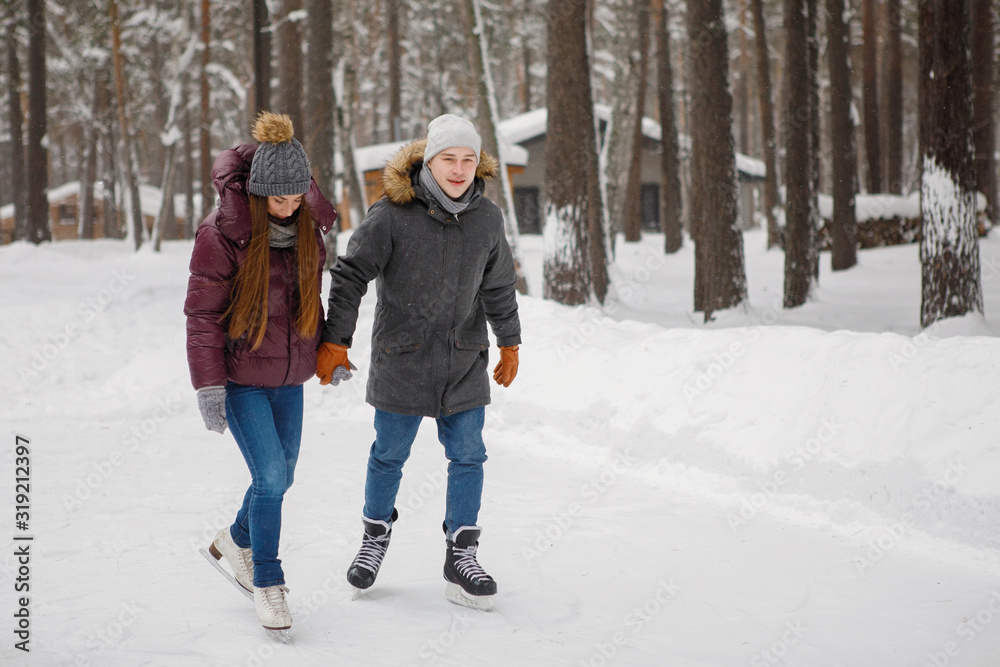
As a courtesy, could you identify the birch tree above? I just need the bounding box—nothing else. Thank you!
[110,0,144,249]
[467,0,528,294]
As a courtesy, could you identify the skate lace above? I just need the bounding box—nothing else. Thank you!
[236,548,254,578]
[453,544,491,582]
[353,532,390,572]
[261,585,290,615]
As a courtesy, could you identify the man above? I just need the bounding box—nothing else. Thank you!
[317,114,521,610]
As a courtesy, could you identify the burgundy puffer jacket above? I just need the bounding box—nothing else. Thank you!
[184,144,338,389]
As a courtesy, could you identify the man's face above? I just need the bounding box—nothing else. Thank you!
[426,147,478,200]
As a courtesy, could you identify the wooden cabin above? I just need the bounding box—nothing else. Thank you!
[496,105,767,235]
[0,181,194,243]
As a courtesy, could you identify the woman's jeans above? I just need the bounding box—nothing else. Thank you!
[225,383,303,588]
[364,407,487,534]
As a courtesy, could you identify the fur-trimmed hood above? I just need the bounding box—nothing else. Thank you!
[380,139,499,206]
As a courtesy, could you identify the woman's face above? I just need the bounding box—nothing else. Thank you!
[267,194,303,220]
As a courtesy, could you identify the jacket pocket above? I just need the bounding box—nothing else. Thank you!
[379,330,423,354]
[454,333,489,351]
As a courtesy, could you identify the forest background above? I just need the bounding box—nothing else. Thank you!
[0,0,997,327]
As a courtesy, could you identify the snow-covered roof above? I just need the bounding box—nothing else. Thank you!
[0,181,201,222]
[354,139,529,174]
[497,105,767,181]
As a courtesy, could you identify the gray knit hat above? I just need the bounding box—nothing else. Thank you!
[248,112,311,196]
[424,114,482,165]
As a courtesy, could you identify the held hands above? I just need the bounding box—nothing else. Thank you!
[197,386,228,433]
[317,342,358,386]
[492,345,519,387]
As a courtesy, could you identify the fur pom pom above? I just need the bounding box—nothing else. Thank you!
[252,111,295,144]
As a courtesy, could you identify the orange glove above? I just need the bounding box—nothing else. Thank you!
[316,342,356,386]
[492,345,519,387]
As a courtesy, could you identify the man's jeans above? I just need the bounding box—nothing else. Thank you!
[225,383,303,588]
[364,407,487,534]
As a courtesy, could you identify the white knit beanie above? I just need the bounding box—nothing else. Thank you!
[424,114,482,165]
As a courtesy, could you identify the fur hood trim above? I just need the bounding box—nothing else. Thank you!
[381,139,499,205]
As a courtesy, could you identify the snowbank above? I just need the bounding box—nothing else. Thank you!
[2,230,1000,665]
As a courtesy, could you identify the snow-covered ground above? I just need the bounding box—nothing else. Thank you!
[2,229,1000,666]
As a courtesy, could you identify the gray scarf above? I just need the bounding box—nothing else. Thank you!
[420,162,475,215]
[268,217,299,248]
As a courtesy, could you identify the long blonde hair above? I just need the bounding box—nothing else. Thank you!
[223,194,321,350]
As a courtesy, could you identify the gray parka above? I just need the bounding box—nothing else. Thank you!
[322,140,521,418]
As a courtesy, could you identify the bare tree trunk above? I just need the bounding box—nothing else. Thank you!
[182,73,195,235]
[862,0,882,192]
[387,0,402,140]
[656,0,682,254]
[199,0,213,220]
[468,0,528,294]
[736,0,751,155]
[110,0,145,250]
[7,26,26,242]
[751,0,781,248]
[883,0,903,194]
[153,28,197,251]
[278,0,304,133]
[687,0,747,320]
[783,0,815,307]
[543,0,604,305]
[79,71,106,241]
[622,0,649,243]
[919,0,981,328]
[971,0,997,226]
[521,0,532,114]
[306,0,335,194]
[253,0,271,117]
[306,0,337,263]
[806,0,820,277]
[337,0,367,231]
[26,0,50,244]
[827,0,857,271]
[149,12,167,189]
[102,103,120,240]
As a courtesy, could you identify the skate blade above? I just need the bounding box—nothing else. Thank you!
[265,628,290,644]
[445,583,494,611]
[351,586,364,601]
[199,548,253,601]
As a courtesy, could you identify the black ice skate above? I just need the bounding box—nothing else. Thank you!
[347,508,398,597]
[443,525,496,611]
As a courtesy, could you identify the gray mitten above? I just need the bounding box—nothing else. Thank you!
[330,362,357,387]
[197,386,228,434]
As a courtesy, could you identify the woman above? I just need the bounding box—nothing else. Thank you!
[184,112,338,636]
